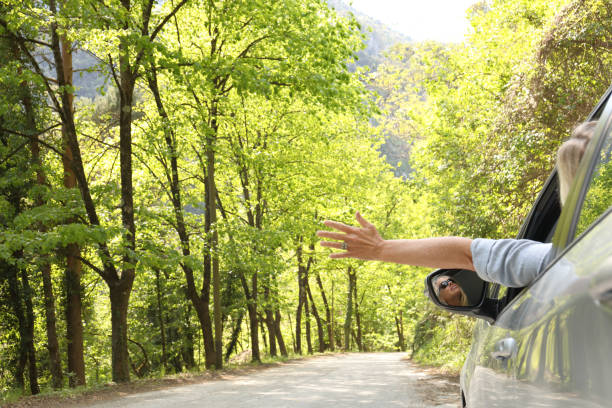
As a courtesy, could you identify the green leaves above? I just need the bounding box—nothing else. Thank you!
[0,222,114,261]
[6,0,601,384]
[400,0,583,238]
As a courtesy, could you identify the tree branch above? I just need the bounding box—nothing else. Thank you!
[0,140,30,166]
[133,0,190,69]
[142,0,155,34]
[20,36,53,48]
[108,54,120,90]
[76,255,106,278]
[0,124,65,159]
[236,35,272,60]
[150,0,190,43]
[79,131,119,149]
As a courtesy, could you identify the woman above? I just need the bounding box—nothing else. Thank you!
[317,122,596,288]
[434,276,468,306]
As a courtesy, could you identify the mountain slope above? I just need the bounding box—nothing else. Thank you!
[327,0,411,69]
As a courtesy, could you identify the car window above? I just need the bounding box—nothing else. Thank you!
[573,126,612,239]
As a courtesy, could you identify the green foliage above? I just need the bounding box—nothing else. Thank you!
[3,0,612,400]
[407,0,568,238]
[411,307,474,371]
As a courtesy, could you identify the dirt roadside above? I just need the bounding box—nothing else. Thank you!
[2,363,294,408]
[410,363,461,407]
[2,354,460,408]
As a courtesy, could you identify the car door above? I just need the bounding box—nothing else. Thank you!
[468,96,612,407]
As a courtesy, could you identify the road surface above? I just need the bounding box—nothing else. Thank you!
[88,353,460,408]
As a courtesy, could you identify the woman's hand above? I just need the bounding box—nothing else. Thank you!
[316,212,385,260]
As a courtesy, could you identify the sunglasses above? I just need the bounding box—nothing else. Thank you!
[438,278,454,290]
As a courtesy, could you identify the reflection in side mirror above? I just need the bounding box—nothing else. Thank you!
[425,269,502,323]
[427,269,486,308]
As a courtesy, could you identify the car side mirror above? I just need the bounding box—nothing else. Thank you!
[425,269,500,323]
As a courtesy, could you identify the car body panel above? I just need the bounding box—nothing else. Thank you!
[466,212,612,407]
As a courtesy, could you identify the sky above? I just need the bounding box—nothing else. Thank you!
[347,0,478,43]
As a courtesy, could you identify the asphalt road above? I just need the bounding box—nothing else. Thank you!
[88,353,460,408]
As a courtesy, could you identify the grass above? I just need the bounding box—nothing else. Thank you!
[2,383,101,406]
[1,351,340,408]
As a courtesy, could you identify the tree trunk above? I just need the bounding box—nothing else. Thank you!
[212,241,222,369]
[295,298,303,355]
[108,280,133,383]
[6,263,26,390]
[201,128,219,368]
[167,322,182,373]
[344,267,355,351]
[247,302,260,362]
[267,311,278,356]
[227,115,276,364]
[107,0,188,380]
[259,317,268,351]
[225,311,244,361]
[41,263,63,389]
[306,281,325,352]
[115,34,138,383]
[3,191,39,394]
[5,259,38,393]
[315,273,333,351]
[65,243,86,386]
[236,268,261,364]
[305,293,313,354]
[182,305,196,369]
[353,273,363,352]
[262,278,278,357]
[387,285,405,352]
[239,270,261,363]
[193,294,215,368]
[273,311,288,357]
[250,271,261,363]
[154,269,168,371]
[207,102,223,369]
[295,244,305,354]
[332,281,337,349]
[303,245,315,354]
[59,35,86,387]
[395,312,406,351]
[287,313,296,354]
[265,309,277,357]
[20,266,40,394]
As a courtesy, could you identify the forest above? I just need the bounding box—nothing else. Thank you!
[1,0,612,401]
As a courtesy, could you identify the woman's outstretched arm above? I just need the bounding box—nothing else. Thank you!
[316,212,475,271]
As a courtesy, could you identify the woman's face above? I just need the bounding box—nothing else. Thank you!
[436,276,464,306]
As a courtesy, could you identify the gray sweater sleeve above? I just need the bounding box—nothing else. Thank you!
[470,239,554,287]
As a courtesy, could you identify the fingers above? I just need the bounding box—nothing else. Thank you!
[322,220,359,233]
[316,231,348,241]
[319,241,344,249]
[355,211,372,228]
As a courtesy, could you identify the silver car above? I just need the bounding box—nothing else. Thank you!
[426,86,612,407]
